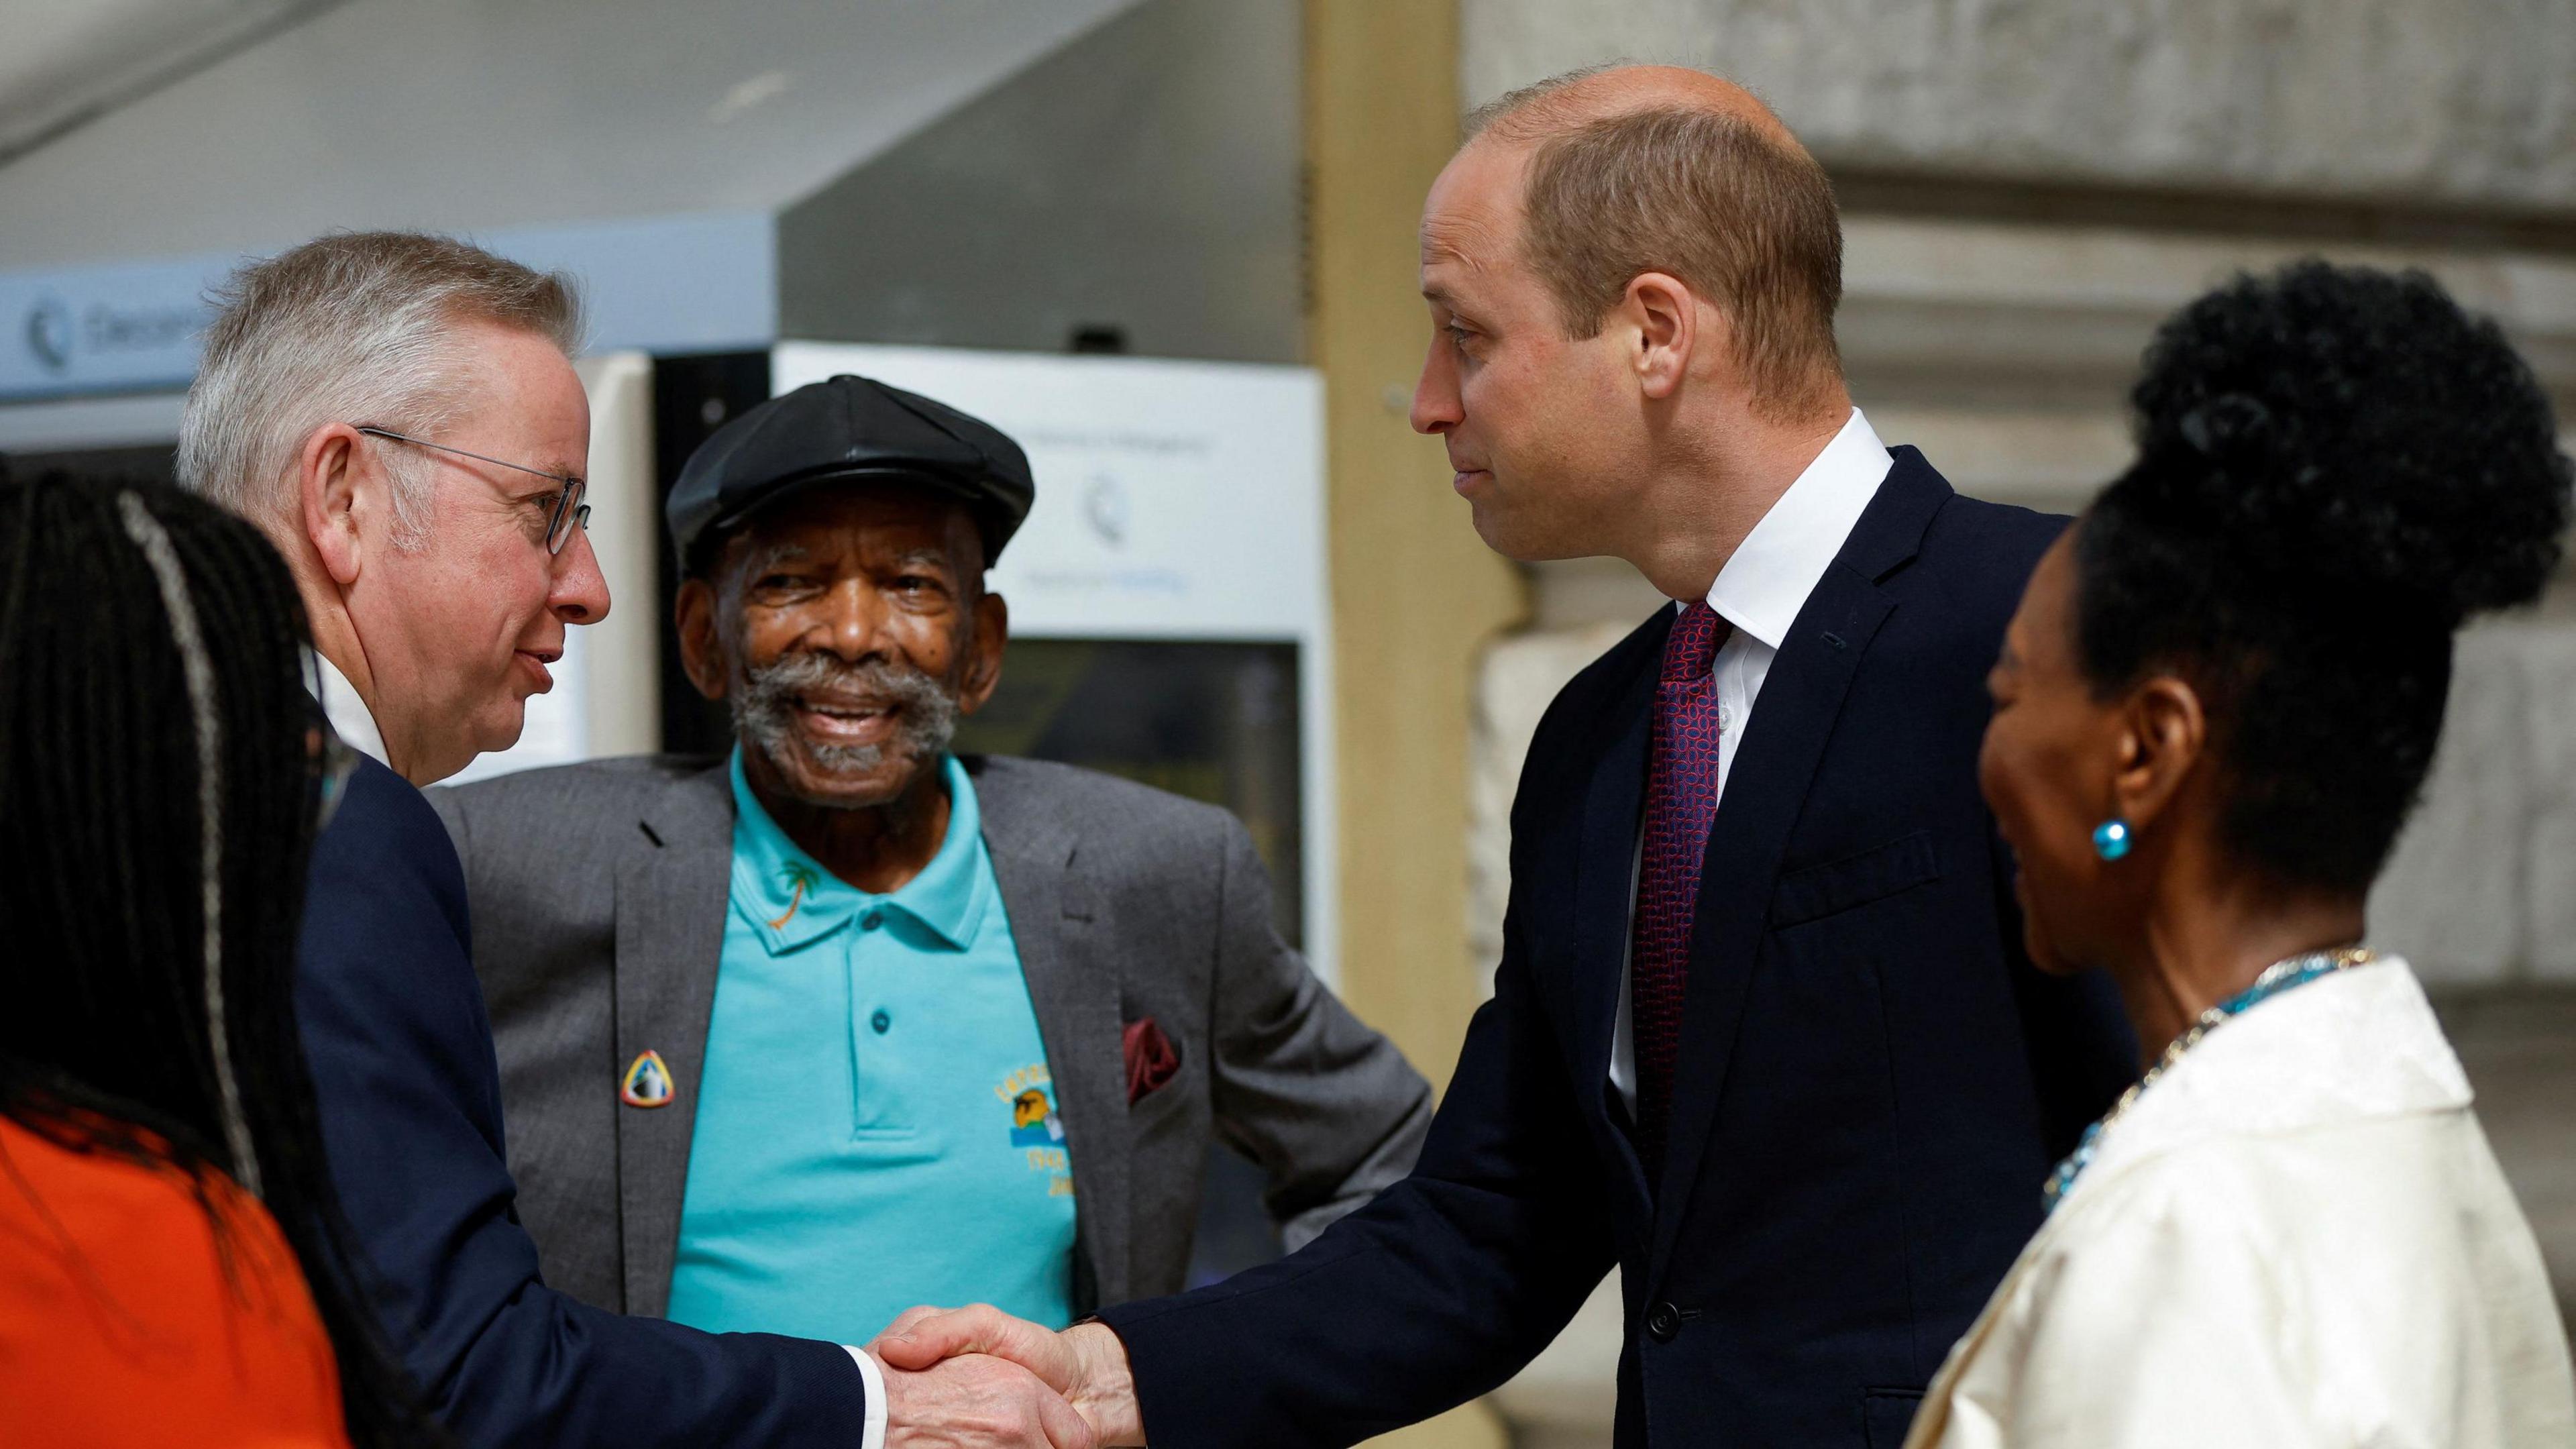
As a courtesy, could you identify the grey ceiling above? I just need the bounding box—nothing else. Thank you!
[0,0,333,163]
[0,0,1148,271]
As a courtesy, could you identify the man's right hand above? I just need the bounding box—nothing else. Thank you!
[875,1307,1143,1446]
[871,1346,1099,1449]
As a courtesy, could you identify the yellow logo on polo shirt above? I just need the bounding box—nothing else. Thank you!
[996,1064,1073,1195]
[1012,1089,1053,1132]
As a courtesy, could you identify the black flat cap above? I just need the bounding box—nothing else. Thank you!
[667,374,1035,574]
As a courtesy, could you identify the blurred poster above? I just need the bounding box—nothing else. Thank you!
[769,343,1325,643]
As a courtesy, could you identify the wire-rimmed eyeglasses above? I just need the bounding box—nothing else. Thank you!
[355,425,590,555]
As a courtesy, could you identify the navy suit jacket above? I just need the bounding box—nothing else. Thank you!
[297,752,868,1446]
[1097,449,2138,1448]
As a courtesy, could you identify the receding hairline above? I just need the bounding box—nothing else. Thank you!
[177,230,586,530]
[1463,63,1805,155]
[1443,64,1830,270]
[1448,63,1849,420]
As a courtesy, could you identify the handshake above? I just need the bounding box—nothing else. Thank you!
[867,1305,1147,1448]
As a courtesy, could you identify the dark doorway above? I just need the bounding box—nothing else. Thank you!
[954,638,1305,1288]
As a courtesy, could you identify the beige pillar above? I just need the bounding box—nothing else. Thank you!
[1308,1,1525,1444]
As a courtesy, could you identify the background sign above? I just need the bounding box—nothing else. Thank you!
[1,257,215,400]
[770,342,1326,642]
[770,342,1338,982]
[0,211,777,402]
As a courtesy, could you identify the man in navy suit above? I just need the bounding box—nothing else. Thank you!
[180,232,1091,1449]
[883,66,2136,1448]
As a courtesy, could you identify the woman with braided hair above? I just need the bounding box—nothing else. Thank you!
[0,470,439,1447]
[1909,264,2576,1446]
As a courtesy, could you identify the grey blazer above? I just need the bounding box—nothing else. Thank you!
[428,753,1430,1321]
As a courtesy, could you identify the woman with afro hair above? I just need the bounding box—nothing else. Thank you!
[1907,262,2576,1447]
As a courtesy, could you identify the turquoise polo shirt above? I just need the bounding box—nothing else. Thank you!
[664,751,1077,1344]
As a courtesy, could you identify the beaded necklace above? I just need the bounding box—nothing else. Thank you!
[2042,945,2377,1212]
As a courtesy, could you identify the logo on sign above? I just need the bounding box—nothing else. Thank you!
[24,297,72,375]
[13,294,204,384]
[1083,473,1129,548]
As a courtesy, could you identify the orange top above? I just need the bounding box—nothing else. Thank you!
[0,1113,352,1448]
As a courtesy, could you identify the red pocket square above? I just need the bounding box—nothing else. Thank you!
[1123,1017,1182,1105]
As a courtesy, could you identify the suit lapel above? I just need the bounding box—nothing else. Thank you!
[1649,451,1953,1276]
[612,763,735,1318]
[1570,628,1662,1214]
[975,759,1130,1313]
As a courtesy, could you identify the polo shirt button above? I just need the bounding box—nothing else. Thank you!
[871,1009,892,1034]
[1645,1301,1682,1342]
[861,908,883,930]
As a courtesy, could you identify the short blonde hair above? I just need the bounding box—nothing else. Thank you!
[178,232,583,537]
[1469,72,1845,420]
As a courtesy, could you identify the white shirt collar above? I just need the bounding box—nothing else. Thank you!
[309,649,390,769]
[1703,407,1894,649]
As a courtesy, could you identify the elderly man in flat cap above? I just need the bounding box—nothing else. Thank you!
[431,375,1430,1435]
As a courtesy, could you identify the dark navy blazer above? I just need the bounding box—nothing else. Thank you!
[297,753,867,1446]
[1097,449,2138,1448]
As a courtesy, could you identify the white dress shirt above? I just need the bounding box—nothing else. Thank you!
[846,1347,889,1448]
[309,649,390,769]
[1608,407,1894,1116]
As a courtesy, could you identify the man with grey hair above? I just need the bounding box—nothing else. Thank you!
[189,232,1094,1448]
[181,231,609,784]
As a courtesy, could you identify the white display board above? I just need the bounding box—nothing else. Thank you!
[772,343,1325,640]
[770,342,1338,984]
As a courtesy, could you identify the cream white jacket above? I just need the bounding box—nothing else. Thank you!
[1907,957,2575,1449]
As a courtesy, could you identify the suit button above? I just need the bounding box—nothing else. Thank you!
[1646,1301,1682,1342]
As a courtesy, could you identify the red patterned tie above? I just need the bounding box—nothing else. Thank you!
[1633,600,1727,1176]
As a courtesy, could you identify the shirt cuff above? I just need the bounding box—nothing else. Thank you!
[843,1344,889,1449]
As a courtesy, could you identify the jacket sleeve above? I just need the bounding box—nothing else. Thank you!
[1096,828,1618,1447]
[298,759,869,1449]
[1200,817,1434,1251]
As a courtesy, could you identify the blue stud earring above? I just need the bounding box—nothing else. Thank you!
[2092,819,2133,861]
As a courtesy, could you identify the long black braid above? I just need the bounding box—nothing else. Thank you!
[0,467,442,1449]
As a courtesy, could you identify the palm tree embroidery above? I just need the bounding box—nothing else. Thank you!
[768,861,820,929]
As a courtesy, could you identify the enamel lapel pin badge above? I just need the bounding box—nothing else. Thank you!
[621,1049,675,1108]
